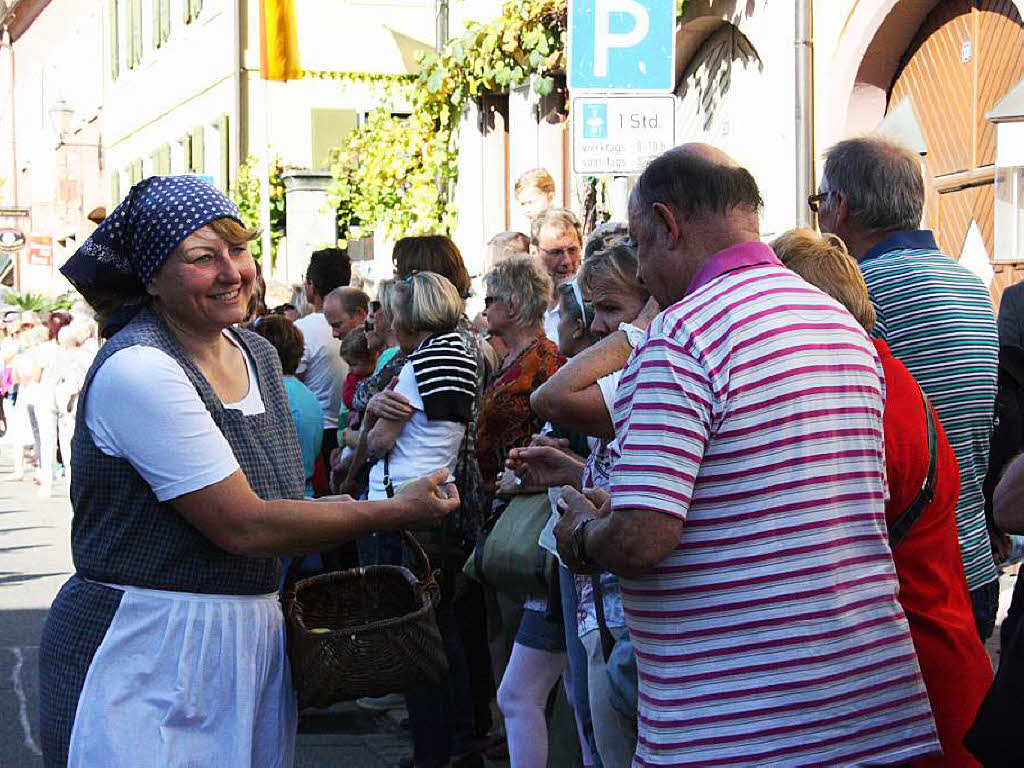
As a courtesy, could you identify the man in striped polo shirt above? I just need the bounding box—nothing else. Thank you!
[555,144,938,766]
[816,137,1001,640]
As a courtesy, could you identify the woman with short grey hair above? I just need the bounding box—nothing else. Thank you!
[477,256,568,768]
[365,271,477,493]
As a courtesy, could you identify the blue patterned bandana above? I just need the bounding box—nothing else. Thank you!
[62,175,243,294]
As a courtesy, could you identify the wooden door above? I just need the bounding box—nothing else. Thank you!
[888,0,1024,304]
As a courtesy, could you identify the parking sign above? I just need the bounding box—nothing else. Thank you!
[568,0,676,92]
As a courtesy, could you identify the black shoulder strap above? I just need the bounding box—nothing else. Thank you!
[591,575,616,663]
[888,384,937,549]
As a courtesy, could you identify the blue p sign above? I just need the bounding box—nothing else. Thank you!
[568,0,676,92]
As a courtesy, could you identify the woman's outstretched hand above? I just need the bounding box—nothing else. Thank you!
[393,468,460,528]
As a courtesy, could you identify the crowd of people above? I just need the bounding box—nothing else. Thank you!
[24,138,1024,768]
[0,306,98,497]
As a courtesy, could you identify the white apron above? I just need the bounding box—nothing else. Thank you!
[67,582,297,768]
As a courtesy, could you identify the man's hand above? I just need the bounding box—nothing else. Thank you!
[392,468,460,528]
[529,433,571,452]
[991,527,1013,566]
[506,445,584,490]
[554,486,611,574]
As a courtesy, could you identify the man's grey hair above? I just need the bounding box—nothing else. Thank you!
[821,137,924,234]
[484,256,552,329]
[631,147,763,241]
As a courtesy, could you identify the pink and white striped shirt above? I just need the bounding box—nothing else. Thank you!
[609,242,938,767]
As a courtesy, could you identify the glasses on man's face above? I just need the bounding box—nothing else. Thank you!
[807,191,833,214]
[538,245,581,260]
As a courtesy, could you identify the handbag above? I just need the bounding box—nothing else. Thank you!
[281,529,448,709]
[463,492,555,594]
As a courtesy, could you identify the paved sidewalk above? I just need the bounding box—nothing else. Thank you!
[0,449,418,768]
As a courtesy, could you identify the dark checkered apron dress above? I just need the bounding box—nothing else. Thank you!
[38,307,304,767]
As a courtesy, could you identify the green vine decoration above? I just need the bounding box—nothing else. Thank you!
[301,70,417,85]
[232,157,286,268]
[328,0,689,241]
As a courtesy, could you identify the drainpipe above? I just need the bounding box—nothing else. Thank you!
[1,25,17,206]
[795,0,814,227]
[435,0,448,54]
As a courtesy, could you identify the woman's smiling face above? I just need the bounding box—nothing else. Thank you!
[146,223,256,333]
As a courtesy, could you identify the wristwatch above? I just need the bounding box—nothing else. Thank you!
[618,322,645,349]
[571,517,597,568]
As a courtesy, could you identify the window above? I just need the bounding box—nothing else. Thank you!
[109,0,120,79]
[995,167,1024,261]
[311,108,358,169]
[110,170,121,207]
[126,0,142,68]
[153,0,171,48]
[184,0,203,24]
[150,144,171,176]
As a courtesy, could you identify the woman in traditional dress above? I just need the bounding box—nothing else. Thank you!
[38,175,459,768]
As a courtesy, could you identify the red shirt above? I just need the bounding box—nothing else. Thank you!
[875,338,992,767]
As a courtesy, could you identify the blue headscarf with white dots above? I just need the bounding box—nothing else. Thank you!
[61,175,244,336]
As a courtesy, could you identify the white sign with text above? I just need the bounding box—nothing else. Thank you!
[571,95,675,174]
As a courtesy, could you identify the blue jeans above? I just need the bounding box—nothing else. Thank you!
[559,565,602,768]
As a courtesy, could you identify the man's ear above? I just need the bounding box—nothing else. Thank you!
[355,307,368,322]
[834,191,851,228]
[651,202,681,248]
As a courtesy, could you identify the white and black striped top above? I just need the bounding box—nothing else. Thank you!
[409,331,478,424]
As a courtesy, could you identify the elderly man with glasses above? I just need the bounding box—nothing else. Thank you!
[815,136,1002,643]
[530,208,584,344]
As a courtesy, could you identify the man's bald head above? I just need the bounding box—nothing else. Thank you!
[630,144,762,233]
[676,142,741,167]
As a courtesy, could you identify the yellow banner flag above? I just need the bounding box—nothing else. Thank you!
[260,0,301,81]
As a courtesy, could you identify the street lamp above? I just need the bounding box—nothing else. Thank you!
[47,98,103,170]
[48,97,74,141]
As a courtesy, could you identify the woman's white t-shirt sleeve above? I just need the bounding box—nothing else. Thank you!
[85,346,240,502]
[393,361,424,410]
[597,370,623,417]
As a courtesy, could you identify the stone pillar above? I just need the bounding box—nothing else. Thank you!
[280,168,335,285]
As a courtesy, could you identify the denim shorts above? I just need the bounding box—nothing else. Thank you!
[516,607,567,652]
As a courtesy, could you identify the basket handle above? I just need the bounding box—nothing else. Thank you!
[400,529,441,607]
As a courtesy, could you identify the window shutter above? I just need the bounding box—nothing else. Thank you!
[191,126,205,173]
[219,114,230,191]
[125,0,134,67]
[159,143,171,175]
[152,0,160,48]
[111,171,121,207]
[160,0,170,43]
[192,0,203,20]
[133,158,144,184]
[131,0,142,66]
[183,132,193,171]
[109,0,120,79]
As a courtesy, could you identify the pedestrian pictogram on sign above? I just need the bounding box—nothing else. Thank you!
[568,0,676,92]
[583,103,608,138]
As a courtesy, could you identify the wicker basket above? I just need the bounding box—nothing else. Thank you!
[282,531,448,709]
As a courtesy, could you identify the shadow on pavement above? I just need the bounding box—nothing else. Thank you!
[0,573,69,586]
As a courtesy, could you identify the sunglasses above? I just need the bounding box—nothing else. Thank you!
[807,191,833,214]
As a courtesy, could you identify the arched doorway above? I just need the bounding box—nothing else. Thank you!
[886,0,1024,298]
